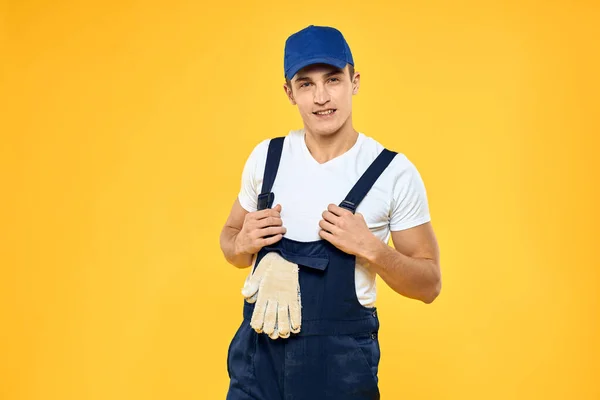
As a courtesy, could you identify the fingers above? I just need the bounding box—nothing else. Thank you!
[268,325,279,340]
[250,204,282,222]
[255,216,283,229]
[318,229,335,243]
[266,303,294,340]
[258,225,287,237]
[262,299,278,337]
[279,330,290,339]
[277,304,291,338]
[289,292,302,334]
[261,234,284,247]
[321,209,340,224]
[327,203,351,217]
[243,205,286,251]
[318,219,336,234]
[254,301,299,338]
[250,296,267,333]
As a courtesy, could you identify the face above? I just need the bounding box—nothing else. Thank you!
[283,63,360,137]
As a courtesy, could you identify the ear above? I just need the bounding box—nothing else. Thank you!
[351,71,360,95]
[283,83,296,105]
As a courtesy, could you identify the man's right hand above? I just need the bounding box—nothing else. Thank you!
[234,204,286,257]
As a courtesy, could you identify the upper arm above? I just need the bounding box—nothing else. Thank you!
[223,139,269,232]
[391,222,440,268]
[388,155,440,269]
[389,155,430,231]
[223,197,250,232]
[237,139,270,213]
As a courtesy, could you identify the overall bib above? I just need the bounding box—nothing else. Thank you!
[227,137,397,400]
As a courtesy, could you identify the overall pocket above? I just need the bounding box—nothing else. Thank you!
[324,334,380,398]
[349,332,381,384]
[226,323,243,378]
[227,321,257,380]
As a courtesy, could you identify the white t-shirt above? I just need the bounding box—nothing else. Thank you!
[237,128,431,307]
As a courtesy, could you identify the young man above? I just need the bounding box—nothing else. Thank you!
[220,25,441,400]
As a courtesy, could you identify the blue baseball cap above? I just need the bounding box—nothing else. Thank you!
[284,25,354,81]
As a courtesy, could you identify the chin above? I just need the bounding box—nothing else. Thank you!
[308,122,344,136]
[311,128,336,138]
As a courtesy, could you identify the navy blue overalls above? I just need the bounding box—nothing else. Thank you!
[227,136,397,400]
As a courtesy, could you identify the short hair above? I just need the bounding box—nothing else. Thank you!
[286,64,355,91]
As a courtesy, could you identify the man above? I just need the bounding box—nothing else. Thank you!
[220,25,441,400]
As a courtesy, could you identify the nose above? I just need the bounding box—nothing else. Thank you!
[313,82,331,105]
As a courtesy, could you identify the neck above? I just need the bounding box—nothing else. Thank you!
[303,118,358,164]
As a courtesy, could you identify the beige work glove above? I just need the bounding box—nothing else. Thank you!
[241,251,302,339]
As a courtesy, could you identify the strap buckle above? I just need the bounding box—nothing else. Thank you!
[339,200,356,213]
[257,192,275,210]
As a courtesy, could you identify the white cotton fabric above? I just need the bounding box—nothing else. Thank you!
[237,128,431,307]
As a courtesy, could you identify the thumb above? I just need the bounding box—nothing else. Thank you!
[273,204,282,212]
[241,253,273,299]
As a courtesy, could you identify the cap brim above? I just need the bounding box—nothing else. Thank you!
[285,57,349,81]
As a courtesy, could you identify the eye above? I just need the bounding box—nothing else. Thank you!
[329,77,340,83]
[300,82,311,88]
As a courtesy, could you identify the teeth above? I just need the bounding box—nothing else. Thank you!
[316,110,334,115]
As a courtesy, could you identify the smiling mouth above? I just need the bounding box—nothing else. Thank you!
[313,109,337,116]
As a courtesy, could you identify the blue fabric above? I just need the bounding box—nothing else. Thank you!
[258,137,284,210]
[284,25,354,81]
[226,138,397,399]
[227,239,381,400]
[227,319,381,400]
[342,149,397,213]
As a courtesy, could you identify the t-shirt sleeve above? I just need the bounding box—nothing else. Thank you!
[389,155,432,231]
[237,139,270,212]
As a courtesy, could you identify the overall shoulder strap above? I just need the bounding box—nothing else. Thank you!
[257,136,285,210]
[339,148,397,213]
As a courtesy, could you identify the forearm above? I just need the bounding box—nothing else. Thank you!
[360,239,441,304]
[219,226,254,268]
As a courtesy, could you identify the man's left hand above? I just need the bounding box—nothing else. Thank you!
[319,204,380,259]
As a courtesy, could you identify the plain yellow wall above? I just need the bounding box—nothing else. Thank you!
[2,1,599,399]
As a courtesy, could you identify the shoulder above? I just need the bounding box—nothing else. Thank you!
[246,137,270,161]
[243,129,301,178]
[358,133,414,176]
[248,129,301,158]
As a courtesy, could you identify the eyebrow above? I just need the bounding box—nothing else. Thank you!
[294,69,345,83]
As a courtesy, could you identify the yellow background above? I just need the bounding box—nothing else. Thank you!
[2,0,599,399]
